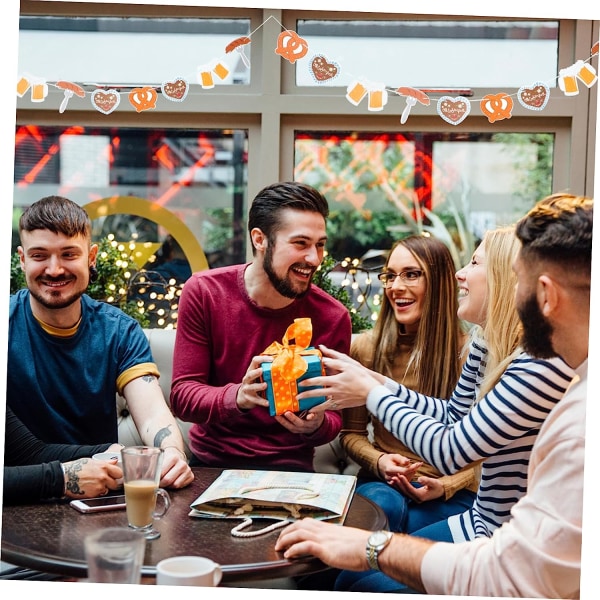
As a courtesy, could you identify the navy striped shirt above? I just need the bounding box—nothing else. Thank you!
[366,337,575,541]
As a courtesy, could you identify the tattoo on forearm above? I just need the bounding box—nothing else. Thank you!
[142,375,156,383]
[153,425,173,447]
[64,458,88,496]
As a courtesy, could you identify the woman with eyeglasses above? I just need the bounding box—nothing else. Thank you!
[295,226,575,592]
[340,235,478,538]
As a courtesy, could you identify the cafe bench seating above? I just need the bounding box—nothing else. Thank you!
[117,328,360,476]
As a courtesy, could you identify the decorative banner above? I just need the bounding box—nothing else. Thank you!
[480,93,513,123]
[346,80,369,106]
[517,83,550,111]
[225,36,251,54]
[275,30,309,64]
[396,87,430,124]
[14,16,599,127]
[367,84,388,112]
[16,76,31,97]
[226,36,252,68]
[56,80,85,113]
[198,66,215,89]
[91,89,121,115]
[213,62,230,81]
[559,60,597,96]
[16,75,49,103]
[437,96,471,125]
[310,54,340,83]
[161,77,189,102]
[31,82,48,103]
[128,86,158,112]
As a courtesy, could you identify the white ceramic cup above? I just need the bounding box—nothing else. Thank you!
[156,556,222,587]
[93,451,124,486]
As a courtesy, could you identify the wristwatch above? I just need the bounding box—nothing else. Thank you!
[366,530,393,571]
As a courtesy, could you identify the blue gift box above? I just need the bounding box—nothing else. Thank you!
[261,351,327,416]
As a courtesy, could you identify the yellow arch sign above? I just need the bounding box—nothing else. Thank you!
[83,196,209,272]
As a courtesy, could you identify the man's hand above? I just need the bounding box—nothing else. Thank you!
[275,409,325,434]
[236,355,272,411]
[63,457,122,499]
[275,518,371,571]
[159,447,194,489]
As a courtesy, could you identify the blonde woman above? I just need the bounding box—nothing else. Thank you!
[341,235,477,534]
[295,226,575,592]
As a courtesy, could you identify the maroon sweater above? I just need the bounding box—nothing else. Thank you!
[170,264,352,471]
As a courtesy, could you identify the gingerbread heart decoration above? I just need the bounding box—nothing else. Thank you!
[437,96,471,125]
[517,83,550,111]
[91,89,121,115]
[310,55,340,83]
[161,78,188,102]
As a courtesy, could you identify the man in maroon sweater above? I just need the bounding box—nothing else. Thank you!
[170,182,352,471]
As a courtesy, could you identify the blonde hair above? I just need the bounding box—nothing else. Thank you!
[371,235,464,398]
[475,226,523,397]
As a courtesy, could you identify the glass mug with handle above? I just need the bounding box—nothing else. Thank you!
[121,446,171,540]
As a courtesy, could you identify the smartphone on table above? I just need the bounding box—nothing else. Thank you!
[70,494,127,513]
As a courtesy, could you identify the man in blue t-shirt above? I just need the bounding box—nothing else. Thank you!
[8,195,193,490]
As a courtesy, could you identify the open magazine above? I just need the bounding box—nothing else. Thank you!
[189,469,357,535]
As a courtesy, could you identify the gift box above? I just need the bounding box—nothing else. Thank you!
[260,318,327,416]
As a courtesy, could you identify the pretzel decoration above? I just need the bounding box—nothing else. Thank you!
[480,93,513,123]
[275,30,309,64]
[91,89,121,115]
[129,86,158,113]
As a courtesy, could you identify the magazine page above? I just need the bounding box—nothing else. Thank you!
[189,469,357,522]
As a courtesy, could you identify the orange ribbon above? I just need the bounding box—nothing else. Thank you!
[261,318,322,414]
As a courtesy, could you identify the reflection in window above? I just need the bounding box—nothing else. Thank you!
[296,20,559,88]
[294,131,553,266]
[13,125,248,268]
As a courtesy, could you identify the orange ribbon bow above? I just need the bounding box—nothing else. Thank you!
[261,318,322,414]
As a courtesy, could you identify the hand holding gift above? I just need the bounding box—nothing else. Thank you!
[260,318,327,417]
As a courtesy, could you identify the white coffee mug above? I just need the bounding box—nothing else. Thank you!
[156,556,222,586]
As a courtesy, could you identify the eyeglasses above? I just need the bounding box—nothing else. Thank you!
[377,269,424,287]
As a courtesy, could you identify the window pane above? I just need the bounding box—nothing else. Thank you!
[296,20,559,88]
[294,131,553,263]
[14,125,248,267]
[18,16,251,85]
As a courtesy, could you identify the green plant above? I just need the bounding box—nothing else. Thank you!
[312,254,373,334]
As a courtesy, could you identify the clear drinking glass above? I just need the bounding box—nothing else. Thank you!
[84,527,146,584]
[121,446,171,540]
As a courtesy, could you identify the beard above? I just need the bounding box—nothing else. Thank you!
[517,292,556,359]
[263,243,312,300]
[29,276,86,310]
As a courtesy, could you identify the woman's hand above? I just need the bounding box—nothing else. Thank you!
[378,453,423,482]
[389,474,444,503]
[297,346,384,412]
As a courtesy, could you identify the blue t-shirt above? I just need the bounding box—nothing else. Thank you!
[8,290,154,445]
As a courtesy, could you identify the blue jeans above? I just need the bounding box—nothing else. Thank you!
[355,478,475,533]
[334,481,475,593]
